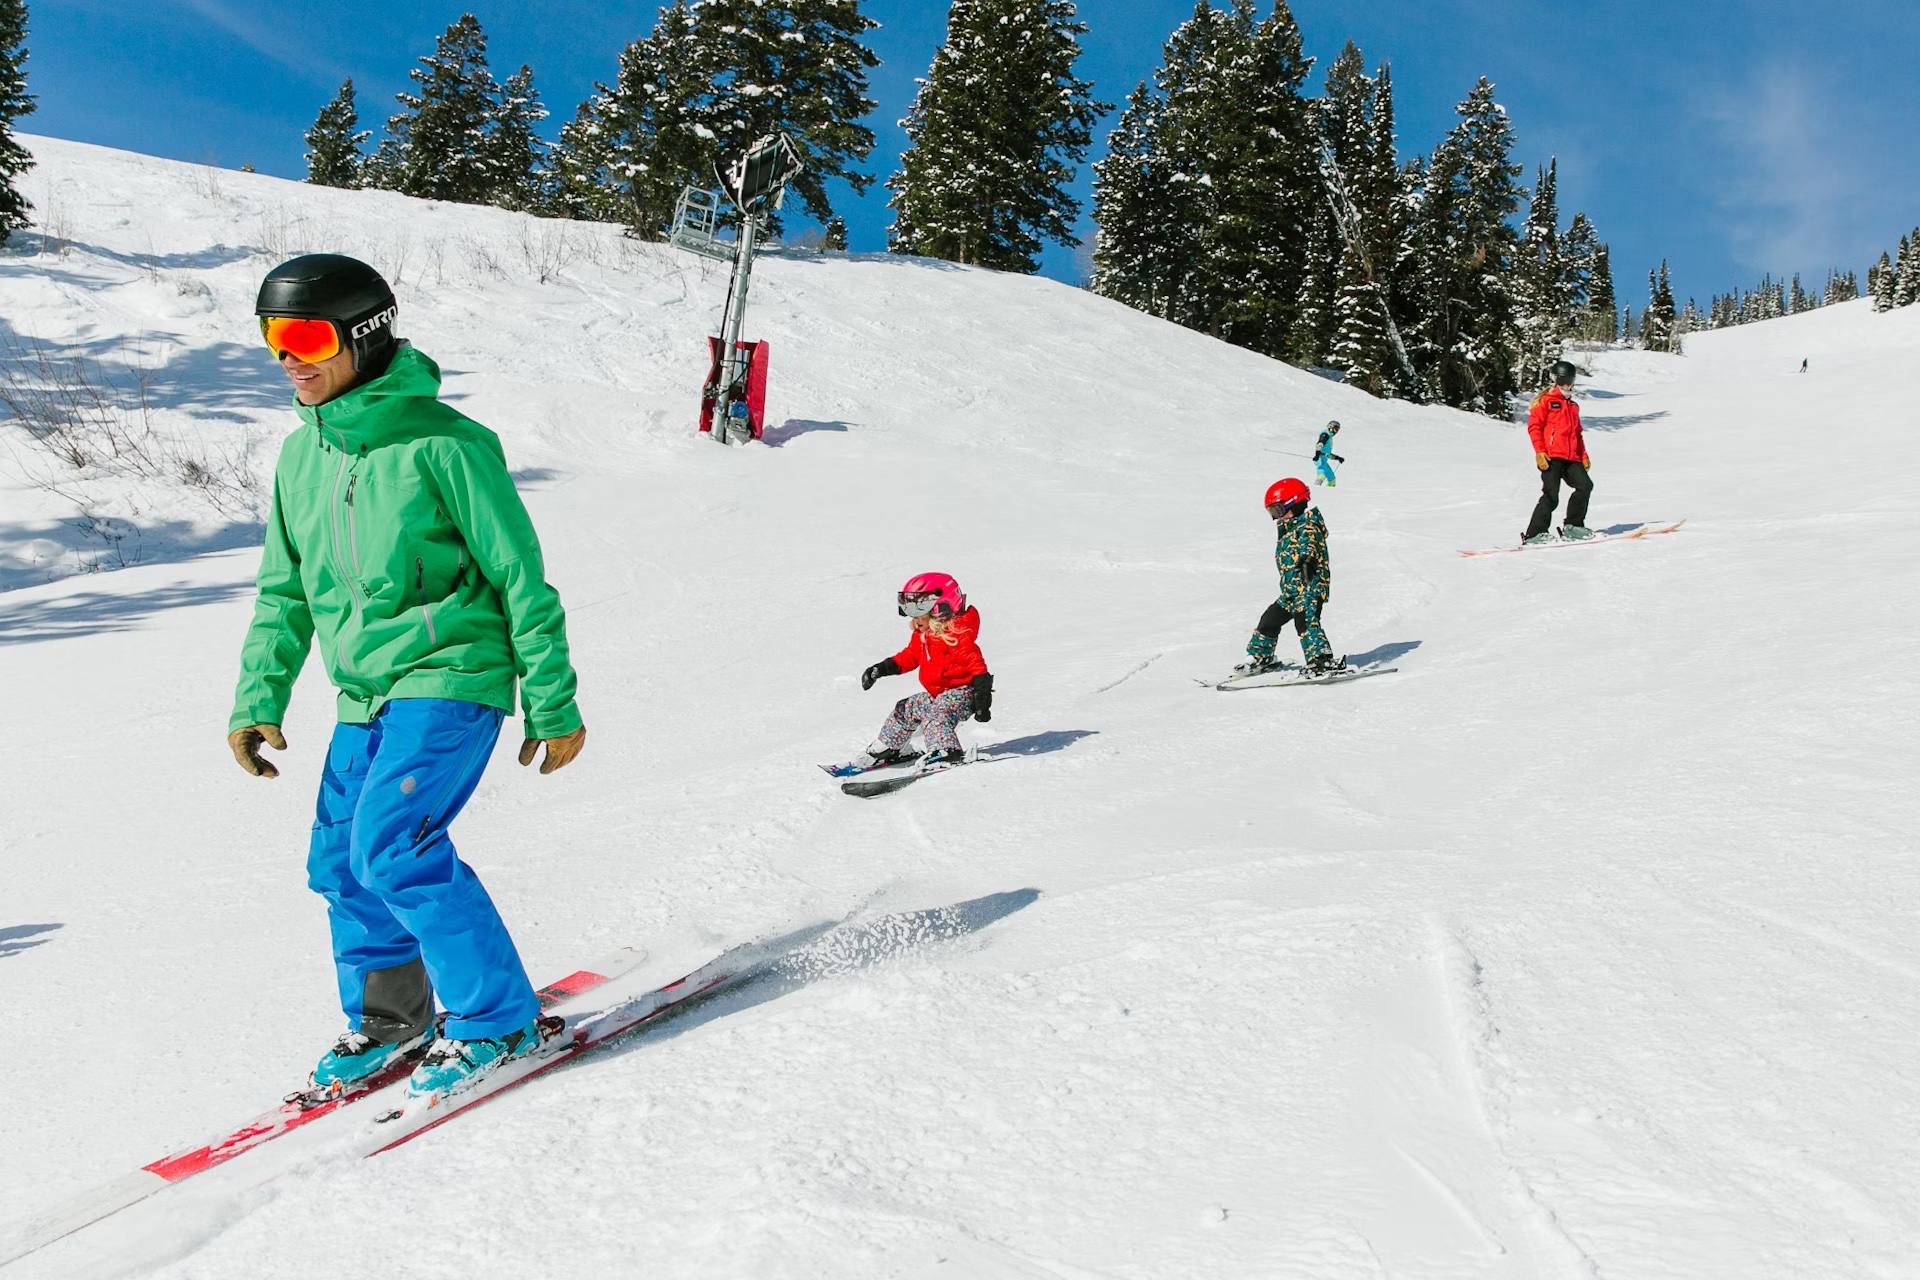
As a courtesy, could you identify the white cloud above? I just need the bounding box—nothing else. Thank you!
[171,0,349,84]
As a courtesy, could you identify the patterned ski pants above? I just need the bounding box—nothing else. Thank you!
[1248,597,1332,664]
[874,687,975,755]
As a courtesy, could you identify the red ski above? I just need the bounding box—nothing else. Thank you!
[0,946,646,1268]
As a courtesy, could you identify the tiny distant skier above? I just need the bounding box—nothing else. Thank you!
[1312,420,1345,486]
[229,255,587,1104]
[1523,359,1594,545]
[1234,479,1342,677]
[855,573,993,770]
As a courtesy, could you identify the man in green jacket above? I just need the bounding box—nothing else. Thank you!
[230,254,586,1101]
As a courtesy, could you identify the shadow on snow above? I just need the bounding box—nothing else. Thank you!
[0,923,62,959]
[586,888,1042,1065]
[0,575,252,643]
[1348,639,1422,668]
[761,419,851,448]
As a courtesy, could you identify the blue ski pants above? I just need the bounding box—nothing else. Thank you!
[1314,456,1337,486]
[308,698,539,1041]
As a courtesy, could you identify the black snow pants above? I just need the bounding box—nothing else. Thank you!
[1525,458,1593,539]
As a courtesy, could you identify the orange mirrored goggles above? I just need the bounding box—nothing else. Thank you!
[260,316,344,364]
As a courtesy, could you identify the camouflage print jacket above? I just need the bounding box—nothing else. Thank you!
[1273,507,1331,606]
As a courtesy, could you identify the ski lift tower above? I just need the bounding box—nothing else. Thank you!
[669,132,805,445]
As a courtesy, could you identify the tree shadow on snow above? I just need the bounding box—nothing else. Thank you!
[979,728,1097,758]
[581,889,1043,1065]
[0,923,62,959]
[0,577,252,644]
[1348,639,1422,668]
[0,516,265,595]
[761,419,851,448]
[0,316,288,422]
[1584,410,1669,431]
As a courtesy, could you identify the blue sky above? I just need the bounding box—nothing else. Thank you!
[21,0,1920,304]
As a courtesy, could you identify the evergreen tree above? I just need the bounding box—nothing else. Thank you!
[597,2,713,237]
[1513,158,1569,387]
[1407,77,1523,415]
[1327,238,1393,394]
[1897,230,1920,307]
[372,14,500,203]
[888,0,1107,272]
[688,0,881,228]
[485,64,548,211]
[1870,251,1895,311]
[0,0,34,247]
[305,78,368,189]
[1642,260,1677,352]
[1586,243,1617,342]
[1089,81,1180,315]
[545,92,628,223]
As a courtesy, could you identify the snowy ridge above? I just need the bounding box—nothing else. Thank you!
[2,135,1918,1278]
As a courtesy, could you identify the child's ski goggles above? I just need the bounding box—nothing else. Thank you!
[1267,500,1307,521]
[260,315,345,364]
[898,591,940,618]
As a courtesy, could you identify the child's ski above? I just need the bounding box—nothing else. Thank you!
[1459,519,1686,557]
[819,751,922,778]
[0,947,647,1268]
[1198,663,1397,691]
[840,753,1011,798]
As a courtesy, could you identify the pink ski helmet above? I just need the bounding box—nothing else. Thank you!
[898,571,965,621]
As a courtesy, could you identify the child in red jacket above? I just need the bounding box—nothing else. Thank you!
[857,572,994,768]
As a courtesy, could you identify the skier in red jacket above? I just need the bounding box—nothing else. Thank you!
[856,572,993,769]
[1523,359,1596,544]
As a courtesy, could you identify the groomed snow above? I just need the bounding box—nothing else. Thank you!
[1,135,1915,1278]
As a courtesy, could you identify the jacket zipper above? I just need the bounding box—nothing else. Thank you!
[416,557,438,646]
[344,473,367,586]
[325,445,359,677]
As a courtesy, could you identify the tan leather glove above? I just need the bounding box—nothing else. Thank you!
[519,724,586,775]
[1535,451,1550,471]
[229,725,287,778]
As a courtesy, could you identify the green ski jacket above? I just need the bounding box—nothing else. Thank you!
[230,345,582,738]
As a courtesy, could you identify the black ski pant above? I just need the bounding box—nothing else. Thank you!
[1525,458,1593,539]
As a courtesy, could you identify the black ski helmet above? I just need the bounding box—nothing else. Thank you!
[256,254,399,381]
[1550,359,1577,386]
[1326,419,1341,433]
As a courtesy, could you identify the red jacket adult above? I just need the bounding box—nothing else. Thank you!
[1527,388,1589,465]
[892,607,990,696]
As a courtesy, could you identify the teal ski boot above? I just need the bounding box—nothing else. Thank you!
[311,1025,432,1096]
[405,1020,547,1101]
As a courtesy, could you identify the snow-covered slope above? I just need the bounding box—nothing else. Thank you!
[2,135,1916,1279]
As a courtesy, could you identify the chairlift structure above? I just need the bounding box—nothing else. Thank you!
[667,132,806,445]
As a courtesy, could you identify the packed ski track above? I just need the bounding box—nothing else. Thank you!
[1,136,1915,1278]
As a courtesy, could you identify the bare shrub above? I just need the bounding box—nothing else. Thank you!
[0,333,264,520]
[516,220,576,284]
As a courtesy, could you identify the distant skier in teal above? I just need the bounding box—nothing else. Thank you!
[1312,420,1344,486]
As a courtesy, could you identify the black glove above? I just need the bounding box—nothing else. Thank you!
[1332,454,1345,463]
[1301,555,1320,580]
[1311,450,1322,462]
[861,658,900,691]
[969,672,994,723]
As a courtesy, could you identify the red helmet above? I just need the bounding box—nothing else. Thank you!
[1263,477,1310,518]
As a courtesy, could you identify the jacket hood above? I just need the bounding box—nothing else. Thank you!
[293,342,443,450]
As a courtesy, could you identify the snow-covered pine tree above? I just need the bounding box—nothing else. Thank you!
[1822,268,1857,304]
[1642,260,1677,352]
[687,0,880,229]
[305,79,369,189]
[1513,158,1569,387]
[588,2,713,238]
[1870,251,1894,311]
[887,0,1106,272]
[1327,238,1393,395]
[1293,41,1369,369]
[1788,272,1811,314]
[1208,1,1316,358]
[372,13,500,203]
[1585,243,1617,342]
[1089,81,1180,316]
[545,92,627,223]
[0,0,33,246]
[1896,230,1920,307]
[485,64,548,211]
[1621,303,1634,344]
[1406,78,1523,415]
